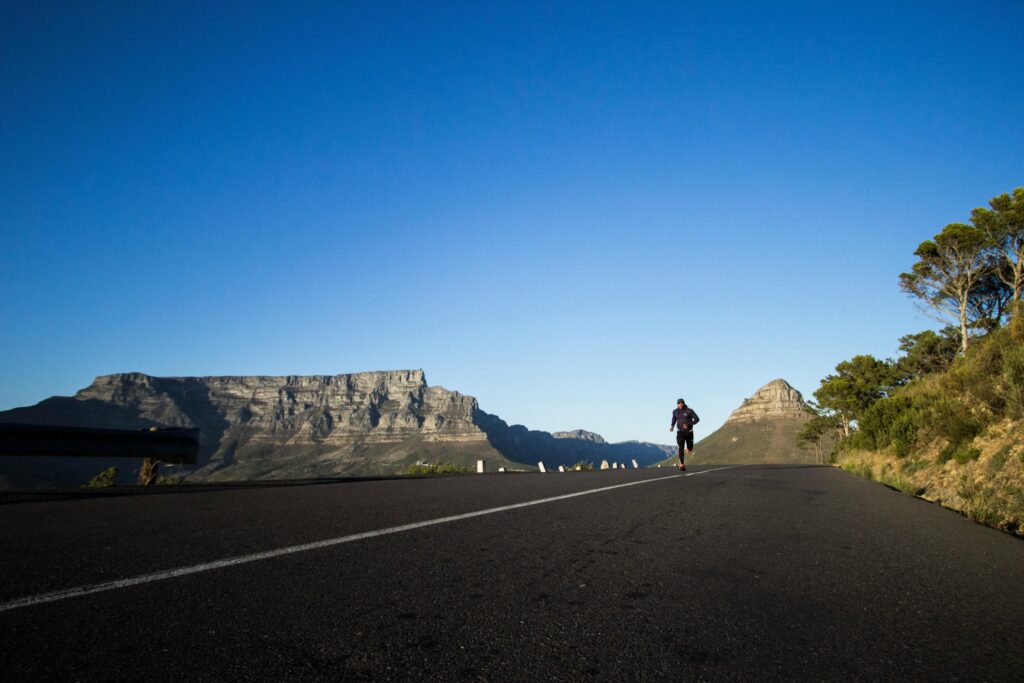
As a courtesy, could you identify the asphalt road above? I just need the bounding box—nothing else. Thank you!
[1,465,1022,681]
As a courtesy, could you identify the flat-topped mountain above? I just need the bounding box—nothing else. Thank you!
[0,371,673,488]
[666,379,822,465]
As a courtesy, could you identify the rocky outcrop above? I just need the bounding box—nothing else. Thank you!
[552,429,606,443]
[0,371,672,488]
[725,379,807,423]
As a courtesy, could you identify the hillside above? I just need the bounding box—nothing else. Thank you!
[833,320,1024,535]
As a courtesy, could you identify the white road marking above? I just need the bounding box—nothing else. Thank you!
[0,466,736,613]
[685,465,736,477]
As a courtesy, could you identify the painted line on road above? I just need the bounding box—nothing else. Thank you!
[686,465,735,477]
[0,466,737,613]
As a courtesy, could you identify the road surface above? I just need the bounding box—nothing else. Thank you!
[1,465,1022,680]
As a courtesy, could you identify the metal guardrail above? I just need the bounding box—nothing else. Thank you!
[0,423,200,465]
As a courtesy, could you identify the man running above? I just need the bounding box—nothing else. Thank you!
[670,398,700,471]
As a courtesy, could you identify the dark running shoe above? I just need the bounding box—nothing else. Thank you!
[679,464,686,471]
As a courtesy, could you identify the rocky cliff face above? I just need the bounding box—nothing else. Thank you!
[0,371,670,488]
[76,370,486,446]
[725,379,807,423]
[552,429,606,443]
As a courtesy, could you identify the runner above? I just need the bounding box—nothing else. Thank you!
[669,398,700,471]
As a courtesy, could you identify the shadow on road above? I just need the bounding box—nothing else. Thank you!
[0,475,409,505]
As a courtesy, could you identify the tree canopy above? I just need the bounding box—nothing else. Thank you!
[972,187,1024,302]
[894,328,960,382]
[813,354,895,437]
[899,222,993,352]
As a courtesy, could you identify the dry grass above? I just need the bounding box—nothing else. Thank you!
[836,419,1024,536]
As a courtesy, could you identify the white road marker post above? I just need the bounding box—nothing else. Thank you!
[476,460,485,474]
[600,460,609,470]
[538,461,547,473]
[558,465,565,472]
[632,459,639,469]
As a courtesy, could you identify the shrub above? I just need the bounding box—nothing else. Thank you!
[956,475,1003,527]
[955,446,982,464]
[1001,343,1024,417]
[840,460,874,481]
[989,444,1012,474]
[84,467,117,488]
[902,457,928,475]
[404,462,469,475]
[938,323,1024,419]
[877,466,914,494]
[854,396,921,456]
[939,443,981,465]
[920,394,984,450]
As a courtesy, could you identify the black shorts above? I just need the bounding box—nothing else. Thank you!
[676,429,693,451]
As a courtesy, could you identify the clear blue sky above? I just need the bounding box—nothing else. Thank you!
[2,1,1022,445]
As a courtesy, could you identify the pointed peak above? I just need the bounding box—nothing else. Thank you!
[758,378,795,391]
[726,379,807,424]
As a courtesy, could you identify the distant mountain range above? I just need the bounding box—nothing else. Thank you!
[0,371,675,488]
[661,379,822,466]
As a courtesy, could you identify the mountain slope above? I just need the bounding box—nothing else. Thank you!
[661,379,822,465]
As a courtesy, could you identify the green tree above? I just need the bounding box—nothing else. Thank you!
[894,328,960,383]
[972,187,1024,302]
[797,404,841,464]
[968,263,1013,333]
[899,222,993,353]
[813,355,895,437]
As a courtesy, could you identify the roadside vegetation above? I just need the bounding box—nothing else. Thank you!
[801,187,1024,535]
[83,466,186,487]
[403,462,470,476]
[84,466,118,488]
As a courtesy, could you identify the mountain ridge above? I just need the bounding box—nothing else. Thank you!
[0,371,674,488]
